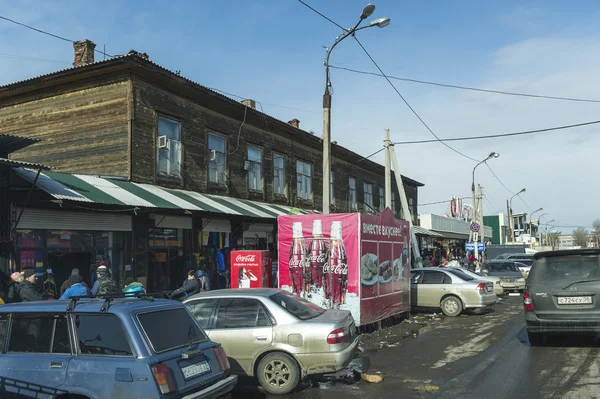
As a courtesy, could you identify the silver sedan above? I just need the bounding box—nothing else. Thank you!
[446,266,504,296]
[411,267,496,317]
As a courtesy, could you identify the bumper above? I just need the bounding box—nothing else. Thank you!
[296,337,359,376]
[526,314,600,334]
[182,375,238,399]
[500,282,525,291]
[462,292,497,308]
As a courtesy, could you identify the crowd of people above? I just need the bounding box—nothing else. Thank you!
[424,251,484,272]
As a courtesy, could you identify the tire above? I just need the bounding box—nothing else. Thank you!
[441,296,463,317]
[528,332,543,346]
[256,352,300,395]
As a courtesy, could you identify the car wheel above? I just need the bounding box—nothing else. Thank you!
[257,352,300,395]
[441,296,463,317]
[528,332,543,346]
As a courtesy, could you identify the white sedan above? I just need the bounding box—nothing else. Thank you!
[446,266,504,296]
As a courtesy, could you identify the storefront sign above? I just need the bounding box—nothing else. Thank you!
[465,242,485,251]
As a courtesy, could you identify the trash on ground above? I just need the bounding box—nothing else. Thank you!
[361,372,384,383]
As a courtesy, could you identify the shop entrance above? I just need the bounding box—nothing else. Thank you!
[48,252,93,288]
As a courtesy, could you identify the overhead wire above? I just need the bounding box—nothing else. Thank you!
[295,0,347,31]
[352,36,478,163]
[0,14,113,58]
[418,197,469,206]
[328,65,600,104]
[392,120,600,145]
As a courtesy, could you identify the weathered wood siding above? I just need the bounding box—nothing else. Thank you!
[131,76,418,216]
[0,81,129,175]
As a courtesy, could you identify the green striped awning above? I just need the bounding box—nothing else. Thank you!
[14,168,310,218]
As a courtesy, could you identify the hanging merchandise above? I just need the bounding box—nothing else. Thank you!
[43,269,58,300]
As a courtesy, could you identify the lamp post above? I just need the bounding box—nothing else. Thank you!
[508,188,526,242]
[322,4,390,214]
[537,212,549,244]
[543,219,555,246]
[469,152,499,259]
[529,208,543,238]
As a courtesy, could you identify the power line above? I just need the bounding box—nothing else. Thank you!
[356,147,385,163]
[352,36,478,163]
[329,65,600,104]
[419,197,470,206]
[0,14,113,58]
[485,163,514,195]
[392,120,600,145]
[295,0,346,31]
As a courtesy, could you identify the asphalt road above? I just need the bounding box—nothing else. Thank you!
[233,296,600,398]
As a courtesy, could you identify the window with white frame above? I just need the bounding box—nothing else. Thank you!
[296,161,312,200]
[247,146,263,192]
[330,171,334,206]
[379,186,385,211]
[349,178,357,211]
[273,154,286,196]
[208,133,226,185]
[156,117,182,178]
[364,183,374,212]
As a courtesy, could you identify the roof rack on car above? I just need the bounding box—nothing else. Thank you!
[64,291,171,312]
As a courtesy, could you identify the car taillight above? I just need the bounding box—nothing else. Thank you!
[476,283,486,291]
[214,345,230,374]
[151,363,175,394]
[327,328,346,344]
[523,291,534,311]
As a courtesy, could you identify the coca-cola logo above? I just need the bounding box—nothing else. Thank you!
[289,258,305,268]
[323,263,348,275]
[236,254,256,262]
[308,253,327,263]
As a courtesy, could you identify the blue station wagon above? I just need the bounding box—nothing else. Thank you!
[0,296,237,399]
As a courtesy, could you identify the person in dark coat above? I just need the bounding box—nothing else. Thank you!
[19,269,44,302]
[169,270,201,300]
[7,272,24,303]
[60,268,89,296]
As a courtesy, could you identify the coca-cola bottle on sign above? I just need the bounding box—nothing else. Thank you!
[308,220,327,293]
[289,222,306,296]
[324,221,348,308]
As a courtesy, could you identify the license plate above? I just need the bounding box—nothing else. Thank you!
[181,361,210,379]
[558,296,592,305]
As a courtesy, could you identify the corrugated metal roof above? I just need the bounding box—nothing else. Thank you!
[14,167,309,218]
[413,225,443,237]
[0,158,49,169]
[0,134,41,154]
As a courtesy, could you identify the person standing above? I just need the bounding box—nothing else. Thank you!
[7,272,24,303]
[123,277,146,297]
[19,269,44,302]
[60,268,88,296]
[59,275,90,299]
[91,266,119,296]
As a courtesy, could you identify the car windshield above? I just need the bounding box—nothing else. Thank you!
[137,308,207,353]
[529,254,600,284]
[488,262,519,272]
[446,269,474,281]
[269,291,325,320]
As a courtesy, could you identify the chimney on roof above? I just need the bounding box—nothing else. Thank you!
[288,119,300,129]
[128,50,150,60]
[73,39,96,67]
[241,99,256,110]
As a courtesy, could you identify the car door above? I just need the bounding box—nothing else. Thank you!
[410,271,423,307]
[419,271,448,307]
[2,313,72,397]
[207,298,274,375]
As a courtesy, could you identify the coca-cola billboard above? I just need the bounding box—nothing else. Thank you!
[278,209,410,326]
[231,250,271,289]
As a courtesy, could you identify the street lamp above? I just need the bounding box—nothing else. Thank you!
[537,212,549,244]
[469,152,499,259]
[322,4,390,214]
[508,188,526,242]
[529,208,543,236]
[543,219,555,246]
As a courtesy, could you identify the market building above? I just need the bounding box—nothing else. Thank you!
[0,40,423,291]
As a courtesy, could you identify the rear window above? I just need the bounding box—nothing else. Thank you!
[529,254,600,284]
[269,291,325,320]
[488,262,519,272]
[138,308,207,353]
[446,269,474,281]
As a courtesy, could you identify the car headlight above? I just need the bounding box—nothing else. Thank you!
[517,278,525,282]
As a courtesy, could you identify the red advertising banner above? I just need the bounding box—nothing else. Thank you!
[278,209,410,326]
[278,213,360,323]
[360,209,410,325]
[230,250,271,289]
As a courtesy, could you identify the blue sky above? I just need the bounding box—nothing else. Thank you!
[2,0,600,233]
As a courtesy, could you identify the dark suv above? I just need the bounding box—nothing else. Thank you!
[0,296,237,399]
[524,249,600,346]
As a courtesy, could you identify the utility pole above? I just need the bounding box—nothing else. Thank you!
[388,139,423,267]
[478,185,483,261]
[506,199,510,244]
[384,129,392,209]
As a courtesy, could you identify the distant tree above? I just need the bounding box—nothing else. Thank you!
[573,227,588,248]
[546,231,560,250]
[592,219,600,248]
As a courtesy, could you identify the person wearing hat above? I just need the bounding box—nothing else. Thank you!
[7,271,24,303]
[19,269,44,302]
[91,265,119,296]
[60,268,88,296]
